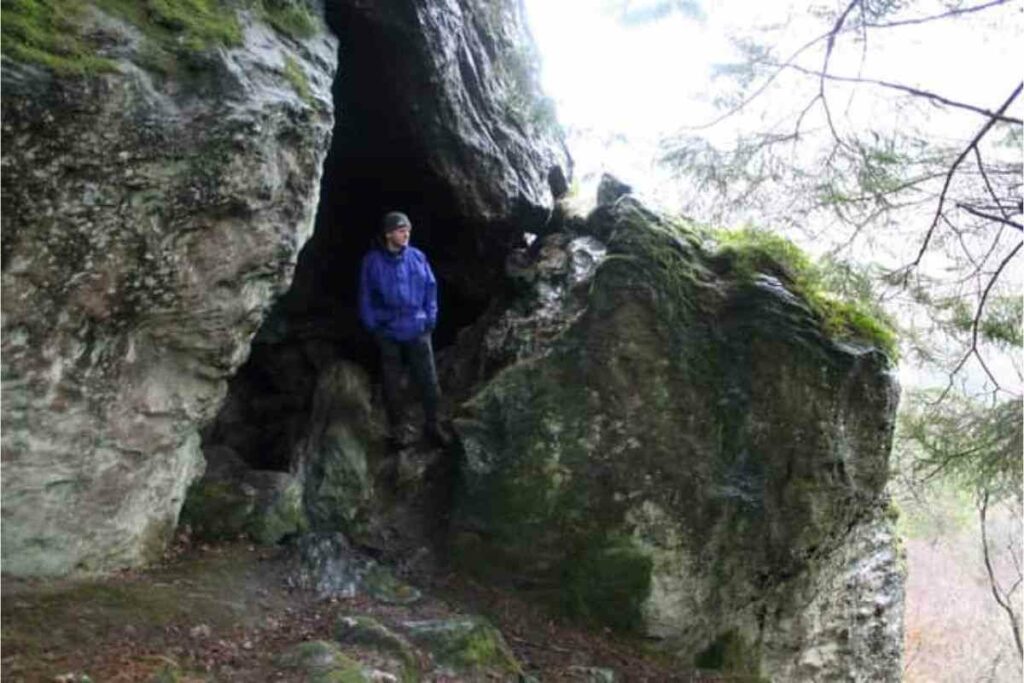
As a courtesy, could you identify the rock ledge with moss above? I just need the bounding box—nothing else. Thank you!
[451,194,904,681]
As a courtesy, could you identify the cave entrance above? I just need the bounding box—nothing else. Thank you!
[201,7,513,474]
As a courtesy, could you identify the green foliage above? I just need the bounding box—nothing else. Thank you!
[503,46,562,135]
[603,0,705,26]
[715,227,899,358]
[257,0,317,40]
[900,391,1023,503]
[0,0,114,73]
[941,296,1023,348]
[891,475,974,540]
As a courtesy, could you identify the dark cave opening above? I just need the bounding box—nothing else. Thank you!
[201,5,521,473]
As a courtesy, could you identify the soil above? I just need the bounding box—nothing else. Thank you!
[1,536,733,682]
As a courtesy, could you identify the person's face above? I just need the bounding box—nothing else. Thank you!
[385,226,411,250]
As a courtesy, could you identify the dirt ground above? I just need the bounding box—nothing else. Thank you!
[1,539,734,682]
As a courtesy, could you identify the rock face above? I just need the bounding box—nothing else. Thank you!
[451,197,904,680]
[1,3,338,575]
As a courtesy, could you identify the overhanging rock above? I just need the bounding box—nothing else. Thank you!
[1,5,338,575]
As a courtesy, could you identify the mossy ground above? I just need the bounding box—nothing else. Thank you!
[1,540,700,681]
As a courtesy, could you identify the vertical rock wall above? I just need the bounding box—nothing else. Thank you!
[1,5,338,575]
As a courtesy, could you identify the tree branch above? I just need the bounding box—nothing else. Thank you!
[910,83,1023,270]
[769,64,1023,125]
[973,240,1022,352]
[974,147,1012,220]
[979,490,1024,660]
[863,0,1012,30]
[957,203,1024,231]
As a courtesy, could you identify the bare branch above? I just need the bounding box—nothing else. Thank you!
[979,490,1024,660]
[817,1,861,146]
[863,0,1012,30]
[975,147,1012,220]
[910,83,1023,270]
[973,240,1022,351]
[957,203,1024,231]
[686,31,833,130]
[768,64,1023,125]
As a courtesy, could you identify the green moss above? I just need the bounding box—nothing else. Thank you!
[334,616,420,682]
[560,534,653,632]
[694,631,764,678]
[95,0,242,49]
[179,480,253,541]
[283,54,311,102]
[2,0,322,76]
[275,641,368,682]
[0,0,115,73]
[362,566,422,605]
[257,0,316,39]
[403,618,520,675]
[246,479,308,545]
[714,227,899,359]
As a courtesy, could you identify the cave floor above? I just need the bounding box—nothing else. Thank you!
[1,540,699,682]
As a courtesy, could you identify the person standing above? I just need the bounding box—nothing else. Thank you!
[358,211,448,447]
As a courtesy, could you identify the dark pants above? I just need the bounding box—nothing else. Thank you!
[378,333,440,429]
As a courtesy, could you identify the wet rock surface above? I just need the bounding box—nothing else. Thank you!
[449,196,904,680]
[1,3,338,576]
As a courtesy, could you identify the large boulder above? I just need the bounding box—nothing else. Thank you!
[451,198,903,680]
[1,2,337,575]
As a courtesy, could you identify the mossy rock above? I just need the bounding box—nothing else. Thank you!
[245,473,309,545]
[179,479,253,540]
[0,0,324,76]
[334,616,420,682]
[361,565,422,606]
[400,617,521,677]
[179,472,307,545]
[694,630,766,681]
[275,640,369,683]
[560,535,653,632]
[451,196,900,665]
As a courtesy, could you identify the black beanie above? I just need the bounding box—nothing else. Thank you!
[381,211,411,234]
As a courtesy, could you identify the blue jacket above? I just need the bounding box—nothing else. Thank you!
[358,245,438,341]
